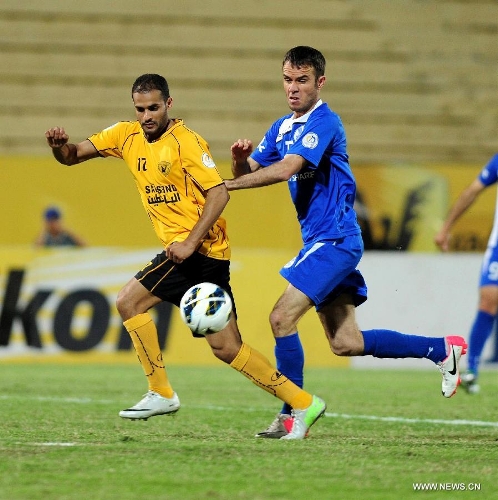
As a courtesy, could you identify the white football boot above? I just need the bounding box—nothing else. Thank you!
[119,391,180,420]
[437,336,468,398]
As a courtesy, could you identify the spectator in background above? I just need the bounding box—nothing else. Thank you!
[435,154,498,394]
[34,206,86,247]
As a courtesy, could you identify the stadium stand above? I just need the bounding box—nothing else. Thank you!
[1,0,497,163]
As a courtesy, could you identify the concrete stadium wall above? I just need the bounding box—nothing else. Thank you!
[1,0,497,164]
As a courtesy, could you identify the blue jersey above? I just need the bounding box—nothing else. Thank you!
[251,100,360,244]
[478,154,498,249]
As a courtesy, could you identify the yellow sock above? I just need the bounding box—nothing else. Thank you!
[123,313,174,399]
[230,343,312,410]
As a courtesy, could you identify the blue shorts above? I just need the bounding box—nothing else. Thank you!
[479,246,498,286]
[279,233,368,310]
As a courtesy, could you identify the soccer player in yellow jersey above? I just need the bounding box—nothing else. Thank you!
[45,73,326,439]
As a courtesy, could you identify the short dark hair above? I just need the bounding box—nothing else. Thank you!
[282,46,326,78]
[131,74,170,100]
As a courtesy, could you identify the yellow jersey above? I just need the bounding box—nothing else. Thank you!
[88,119,230,259]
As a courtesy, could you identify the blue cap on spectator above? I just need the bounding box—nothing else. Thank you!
[44,206,61,221]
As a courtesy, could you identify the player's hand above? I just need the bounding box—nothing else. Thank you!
[165,241,196,264]
[231,139,253,163]
[434,230,450,252]
[45,127,69,149]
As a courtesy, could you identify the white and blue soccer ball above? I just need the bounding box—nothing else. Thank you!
[179,282,232,336]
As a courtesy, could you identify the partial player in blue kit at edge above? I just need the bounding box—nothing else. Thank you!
[435,154,498,394]
[225,45,468,438]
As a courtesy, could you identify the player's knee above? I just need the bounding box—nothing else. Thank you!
[269,308,291,336]
[330,342,354,357]
[210,344,238,364]
[329,334,361,357]
[478,288,498,314]
[478,299,498,315]
[269,309,279,331]
[116,288,134,319]
[115,291,126,316]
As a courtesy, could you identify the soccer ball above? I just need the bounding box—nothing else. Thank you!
[179,282,232,336]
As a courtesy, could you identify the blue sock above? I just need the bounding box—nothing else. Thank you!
[274,333,304,415]
[467,311,495,376]
[362,329,446,364]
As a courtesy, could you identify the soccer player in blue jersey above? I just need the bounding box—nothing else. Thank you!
[435,154,498,394]
[225,46,468,438]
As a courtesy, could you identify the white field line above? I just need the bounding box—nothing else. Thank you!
[0,395,114,404]
[2,395,497,428]
[172,404,498,428]
[323,412,498,428]
[30,442,78,447]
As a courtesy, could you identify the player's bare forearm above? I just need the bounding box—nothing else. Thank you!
[52,143,79,166]
[185,184,229,248]
[231,159,252,177]
[45,128,99,165]
[435,179,484,251]
[165,185,229,263]
[226,155,305,191]
[45,126,75,165]
[225,170,282,191]
[442,182,484,231]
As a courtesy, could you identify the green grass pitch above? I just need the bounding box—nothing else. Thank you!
[0,363,496,500]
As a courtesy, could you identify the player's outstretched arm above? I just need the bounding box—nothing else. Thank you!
[434,178,485,252]
[45,127,99,166]
[225,154,306,191]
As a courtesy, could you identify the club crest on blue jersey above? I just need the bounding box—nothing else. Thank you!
[302,132,319,149]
